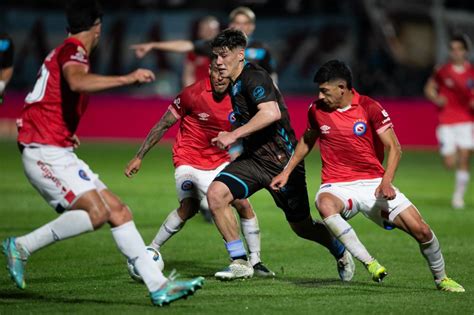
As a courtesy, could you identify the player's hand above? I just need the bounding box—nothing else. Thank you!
[211,131,237,150]
[69,134,81,149]
[270,171,290,192]
[130,43,153,59]
[375,181,396,200]
[435,95,447,107]
[128,69,155,84]
[125,157,142,178]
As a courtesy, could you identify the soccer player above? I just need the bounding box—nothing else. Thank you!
[182,16,220,87]
[424,33,474,209]
[2,0,203,306]
[271,59,465,292]
[131,7,276,81]
[124,58,275,277]
[207,29,354,281]
[0,32,14,104]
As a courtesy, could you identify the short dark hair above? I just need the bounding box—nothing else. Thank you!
[66,0,103,34]
[450,33,471,51]
[210,29,247,51]
[313,59,353,89]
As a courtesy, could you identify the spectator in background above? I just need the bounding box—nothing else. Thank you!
[0,33,14,104]
[182,16,220,87]
[424,33,474,209]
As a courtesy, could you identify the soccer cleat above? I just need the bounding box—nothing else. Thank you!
[337,250,355,282]
[436,277,465,292]
[214,259,254,281]
[451,197,465,210]
[2,237,27,290]
[150,276,205,306]
[365,259,387,283]
[253,262,275,277]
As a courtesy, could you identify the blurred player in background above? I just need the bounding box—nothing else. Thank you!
[125,58,275,277]
[131,6,277,82]
[0,32,14,104]
[424,33,474,209]
[2,0,203,306]
[182,16,220,87]
[271,59,465,292]
[208,29,354,281]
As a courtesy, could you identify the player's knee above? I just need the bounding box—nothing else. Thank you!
[207,183,227,213]
[87,204,110,229]
[179,199,200,220]
[109,203,133,226]
[233,199,254,219]
[316,195,339,218]
[443,156,456,170]
[415,223,433,243]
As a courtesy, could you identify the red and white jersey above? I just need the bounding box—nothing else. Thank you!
[17,37,89,147]
[307,89,393,184]
[168,78,232,170]
[433,62,474,125]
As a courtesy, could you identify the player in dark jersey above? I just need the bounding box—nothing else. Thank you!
[207,29,354,281]
[0,32,14,104]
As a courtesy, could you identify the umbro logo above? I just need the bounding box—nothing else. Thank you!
[198,112,210,121]
[320,125,331,134]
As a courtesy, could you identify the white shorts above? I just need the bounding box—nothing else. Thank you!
[22,144,107,212]
[315,178,413,230]
[174,162,229,211]
[436,122,473,156]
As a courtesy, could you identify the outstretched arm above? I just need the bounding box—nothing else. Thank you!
[125,110,178,178]
[130,40,195,58]
[424,77,446,106]
[374,127,402,199]
[270,129,319,190]
[63,63,155,93]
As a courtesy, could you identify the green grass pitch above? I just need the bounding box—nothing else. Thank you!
[0,139,473,314]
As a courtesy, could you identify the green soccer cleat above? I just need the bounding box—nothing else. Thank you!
[150,276,205,306]
[436,277,465,292]
[365,259,387,283]
[2,237,27,290]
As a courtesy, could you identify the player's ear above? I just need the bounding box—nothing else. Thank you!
[239,48,245,62]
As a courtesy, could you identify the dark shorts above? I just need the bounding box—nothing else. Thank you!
[213,156,310,222]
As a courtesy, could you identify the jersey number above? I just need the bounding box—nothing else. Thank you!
[25,64,50,104]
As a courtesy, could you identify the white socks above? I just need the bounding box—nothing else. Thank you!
[150,209,184,250]
[16,210,94,255]
[419,232,447,282]
[453,170,469,201]
[111,221,167,292]
[241,217,261,266]
[323,214,373,264]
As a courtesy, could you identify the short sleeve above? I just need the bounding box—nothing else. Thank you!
[57,43,89,69]
[367,101,393,134]
[0,35,14,68]
[243,69,277,105]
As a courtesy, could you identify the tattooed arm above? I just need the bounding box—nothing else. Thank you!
[125,109,178,178]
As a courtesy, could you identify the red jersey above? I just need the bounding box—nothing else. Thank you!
[17,38,89,147]
[168,77,232,170]
[307,90,393,184]
[433,62,474,125]
[185,52,211,83]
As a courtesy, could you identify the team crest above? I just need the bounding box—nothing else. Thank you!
[228,111,237,125]
[252,86,266,101]
[78,169,91,181]
[353,121,367,136]
[181,180,194,191]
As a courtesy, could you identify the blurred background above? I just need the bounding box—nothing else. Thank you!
[1,0,473,144]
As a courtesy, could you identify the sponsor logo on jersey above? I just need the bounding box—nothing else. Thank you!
[228,111,237,125]
[181,180,194,191]
[198,112,210,121]
[232,80,241,96]
[70,48,87,63]
[173,97,181,109]
[320,125,331,134]
[381,109,389,117]
[353,121,367,136]
[252,86,266,101]
[78,169,91,181]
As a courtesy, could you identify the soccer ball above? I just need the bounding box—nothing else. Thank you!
[127,246,165,283]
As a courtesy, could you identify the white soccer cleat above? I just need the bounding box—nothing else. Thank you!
[452,196,465,210]
[337,249,355,282]
[214,259,254,281]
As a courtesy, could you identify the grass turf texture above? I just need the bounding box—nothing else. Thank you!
[0,139,472,314]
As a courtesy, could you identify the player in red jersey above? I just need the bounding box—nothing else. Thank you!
[2,0,203,306]
[125,58,275,277]
[424,34,474,209]
[271,60,464,292]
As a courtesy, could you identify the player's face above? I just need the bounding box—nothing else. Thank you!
[449,41,467,64]
[198,20,220,40]
[212,46,245,81]
[318,82,345,109]
[229,14,255,36]
[210,64,230,94]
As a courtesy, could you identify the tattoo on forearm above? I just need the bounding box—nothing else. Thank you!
[136,110,177,159]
